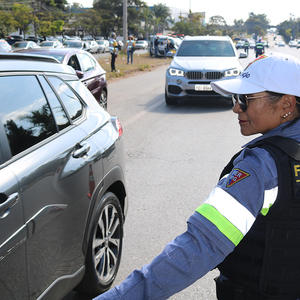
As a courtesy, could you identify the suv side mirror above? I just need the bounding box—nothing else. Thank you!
[239,52,247,59]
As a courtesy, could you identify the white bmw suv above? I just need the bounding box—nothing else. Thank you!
[165,35,246,105]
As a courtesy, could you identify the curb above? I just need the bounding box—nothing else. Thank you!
[108,61,170,81]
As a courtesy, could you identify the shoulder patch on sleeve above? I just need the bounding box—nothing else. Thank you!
[227,168,250,187]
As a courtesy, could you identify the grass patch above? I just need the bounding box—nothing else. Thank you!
[96,50,171,81]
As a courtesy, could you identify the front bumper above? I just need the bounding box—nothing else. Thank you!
[165,70,233,100]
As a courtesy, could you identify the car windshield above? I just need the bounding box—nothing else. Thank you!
[97,41,104,45]
[41,42,53,46]
[13,42,28,48]
[177,40,235,57]
[68,42,82,48]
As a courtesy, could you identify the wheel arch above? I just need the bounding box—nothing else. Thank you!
[82,165,127,256]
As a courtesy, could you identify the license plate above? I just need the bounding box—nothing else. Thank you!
[195,84,212,91]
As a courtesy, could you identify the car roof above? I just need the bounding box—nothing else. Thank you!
[0,53,77,76]
[183,35,232,42]
[13,47,87,56]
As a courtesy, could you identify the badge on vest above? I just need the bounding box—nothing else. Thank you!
[227,168,250,187]
[292,162,300,199]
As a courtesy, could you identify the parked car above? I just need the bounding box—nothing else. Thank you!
[165,35,245,105]
[0,52,127,300]
[25,35,44,44]
[5,34,23,45]
[261,40,269,48]
[16,48,108,109]
[149,35,179,57]
[134,40,148,50]
[96,40,109,53]
[278,41,285,47]
[235,40,244,49]
[39,40,63,48]
[88,40,100,53]
[12,41,40,51]
[250,41,255,49]
[289,40,297,47]
[65,41,91,52]
[297,41,300,49]
[0,40,12,52]
[83,36,95,41]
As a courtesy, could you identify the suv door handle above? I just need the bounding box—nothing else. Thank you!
[0,192,19,218]
[73,141,91,158]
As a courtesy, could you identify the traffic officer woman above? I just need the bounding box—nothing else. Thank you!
[93,52,300,300]
[109,32,118,72]
[126,35,135,64]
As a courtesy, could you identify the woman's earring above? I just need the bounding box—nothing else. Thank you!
[283,112,291,118]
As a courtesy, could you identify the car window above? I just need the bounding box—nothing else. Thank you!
[0,75,57,156]
[177,40,235,57]
[68,54,81,71]
[48,76,83,120]
[38,75,70,131]
[78,53,96,72]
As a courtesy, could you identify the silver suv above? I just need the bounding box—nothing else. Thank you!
[0,53,127,299]
[165,35,246,105]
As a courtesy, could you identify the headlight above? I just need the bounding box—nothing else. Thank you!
[169,68,185,77]
[224,68,240,77]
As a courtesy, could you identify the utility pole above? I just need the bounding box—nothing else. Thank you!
[123,0,127,50]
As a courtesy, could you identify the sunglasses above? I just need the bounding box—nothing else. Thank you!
[232,94,270,112]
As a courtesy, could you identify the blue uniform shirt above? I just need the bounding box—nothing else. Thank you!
[94,119,300,300]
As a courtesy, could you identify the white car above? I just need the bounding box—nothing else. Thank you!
[135,40,148,50]
[39,40,63,48]
[289,40,297,47]
[96,39,109,53]
[165,35,246,105]
[88,40,99,53]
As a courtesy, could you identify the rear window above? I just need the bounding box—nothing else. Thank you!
[177,40,235,57]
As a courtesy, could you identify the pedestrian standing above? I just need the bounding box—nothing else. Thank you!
[255,38,265,58]
[93,52,300,300]
[154,36,159,58]
[165,38,170,59]
[243,39,250,55]
[126,35,135,64]
[109,32,118,72]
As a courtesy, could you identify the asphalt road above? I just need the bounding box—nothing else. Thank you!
[64,36,300,300]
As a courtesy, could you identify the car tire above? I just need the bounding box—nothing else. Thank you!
[99,90,107,110]
[165,89,178,105]
[76,192,124,295]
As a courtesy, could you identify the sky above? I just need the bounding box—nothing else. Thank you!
[67,0,300,26]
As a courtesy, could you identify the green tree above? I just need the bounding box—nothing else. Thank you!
[152,3,171,33]
[12,4,34,38]
[209,15,227,27]
[172,12,206,36]
[0,10,16,38]
[44,0,68,10]
[244,12,270,39]
[93,0,146,38]
[233,19,245,35]
[93,0,123,38]
[75,9,102,38]
[139,5,154,39]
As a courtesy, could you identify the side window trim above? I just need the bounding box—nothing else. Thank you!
[46,75,85,122]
